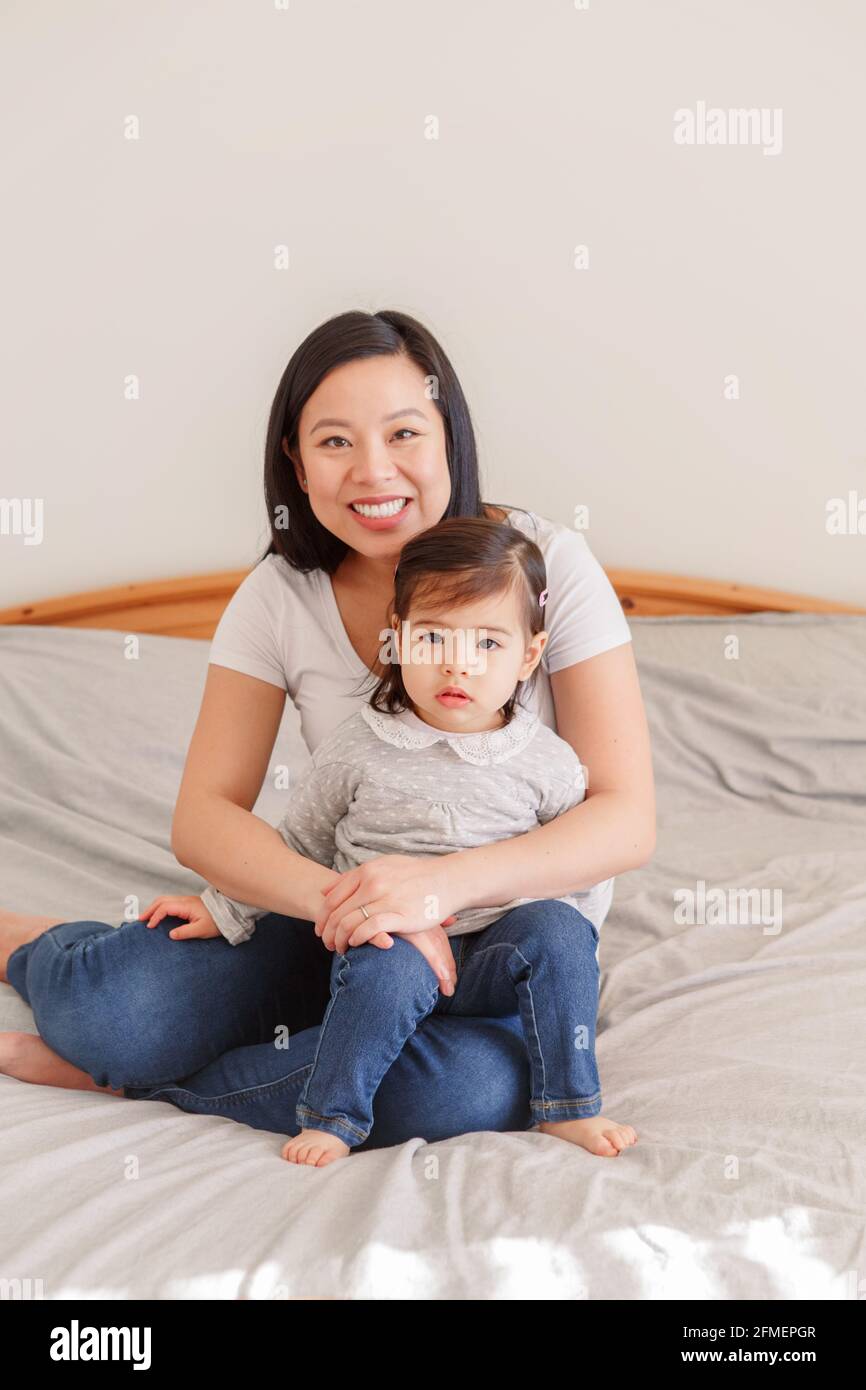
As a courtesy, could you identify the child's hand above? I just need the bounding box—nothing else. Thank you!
[139,895,222,941]
[401,924,458,996]
[348,924,457,994]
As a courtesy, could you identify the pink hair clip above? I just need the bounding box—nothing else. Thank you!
[539,587,549,608]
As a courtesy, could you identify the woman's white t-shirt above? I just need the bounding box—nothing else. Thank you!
[208,506,633,756]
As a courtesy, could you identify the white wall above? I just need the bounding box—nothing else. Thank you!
[2,0,864,606]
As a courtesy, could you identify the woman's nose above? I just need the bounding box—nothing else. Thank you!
[349,443,400,481]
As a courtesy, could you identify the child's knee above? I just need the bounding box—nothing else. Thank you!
[342,936,437,986]
[509,901,598,956]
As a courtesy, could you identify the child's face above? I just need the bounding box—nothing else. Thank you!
[390,585,548,732]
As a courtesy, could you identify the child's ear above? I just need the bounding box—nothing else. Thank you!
[523,630,548,674]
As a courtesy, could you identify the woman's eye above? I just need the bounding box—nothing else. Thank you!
[320,429,418,449]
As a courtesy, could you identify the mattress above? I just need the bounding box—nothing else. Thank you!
[1,614,865,1299]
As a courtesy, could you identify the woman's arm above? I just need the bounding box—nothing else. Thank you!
[446,643,656,910]
[171,665,339,922]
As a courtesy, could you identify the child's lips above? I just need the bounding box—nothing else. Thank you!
[436,689,472,703]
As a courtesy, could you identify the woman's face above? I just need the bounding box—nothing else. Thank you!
[287,355,452,566]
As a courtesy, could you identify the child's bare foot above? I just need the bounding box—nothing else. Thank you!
[0,910,64,981]
[0,1031,123,1096]
[281,1128,351,1167]
[536,1114,638,1157]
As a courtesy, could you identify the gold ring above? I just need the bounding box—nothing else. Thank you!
[359,904,370,920]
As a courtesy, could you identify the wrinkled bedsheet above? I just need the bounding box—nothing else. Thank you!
[1,614,864,1299]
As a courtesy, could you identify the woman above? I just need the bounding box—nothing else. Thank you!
[0,308,656,1152]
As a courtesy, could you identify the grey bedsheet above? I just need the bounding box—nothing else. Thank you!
[1,615,864,1299]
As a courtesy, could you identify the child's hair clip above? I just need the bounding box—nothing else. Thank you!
[538,587,549,608]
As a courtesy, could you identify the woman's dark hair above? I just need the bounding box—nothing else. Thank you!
[256,308,525,572]
[363,516,548,726]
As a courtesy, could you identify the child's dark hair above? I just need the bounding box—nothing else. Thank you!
[357,517,548,725]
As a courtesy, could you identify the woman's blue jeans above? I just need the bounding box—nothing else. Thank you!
[297,899,602,1147]
[6,908,539,1152]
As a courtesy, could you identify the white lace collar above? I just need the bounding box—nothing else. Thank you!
[359,701,539,766]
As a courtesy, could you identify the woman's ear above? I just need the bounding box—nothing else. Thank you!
[283,437,307,489]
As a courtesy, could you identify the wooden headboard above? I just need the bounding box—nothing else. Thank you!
[0,568,862,638]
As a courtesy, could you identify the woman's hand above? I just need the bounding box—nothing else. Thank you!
[313,854,460,954]
[139,895,222,941]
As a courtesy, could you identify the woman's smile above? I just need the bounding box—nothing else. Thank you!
[346,496,414,529]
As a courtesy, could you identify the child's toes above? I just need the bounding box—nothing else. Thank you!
[281,1137,313,1164]
[311,1145,341,1167]
[281,1131,348,1166]
[590,1131,619,1156]
[608,1125,638,1153]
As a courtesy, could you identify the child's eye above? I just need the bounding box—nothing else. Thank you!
[420,631,499,652]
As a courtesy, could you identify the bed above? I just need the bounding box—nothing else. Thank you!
[1,566,864,1300]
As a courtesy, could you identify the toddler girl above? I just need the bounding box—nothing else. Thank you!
[192,518,638,1165]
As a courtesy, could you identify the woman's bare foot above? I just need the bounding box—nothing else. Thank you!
[281,1128,351,1167]
[0,1031,123,1096]
[536,1114,638,1157]
[0,910,64,981]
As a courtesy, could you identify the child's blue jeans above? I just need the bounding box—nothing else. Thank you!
[296,898,602,1148]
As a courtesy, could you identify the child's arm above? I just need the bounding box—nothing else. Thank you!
[201,757,360,945]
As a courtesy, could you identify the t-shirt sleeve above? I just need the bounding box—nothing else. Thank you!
[274,757,361,868]
[200,884,269,947]
[541,526,632,673]
[207,560,288,691]
[536,751,587,824]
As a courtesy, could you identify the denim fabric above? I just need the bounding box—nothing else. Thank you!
[5,912,532,1151]
[296,899,602,1146]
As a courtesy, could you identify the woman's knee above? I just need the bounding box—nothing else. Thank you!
[458,1017,530,1129]
[365,1013,530,1148]
[23,923,227,1088]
